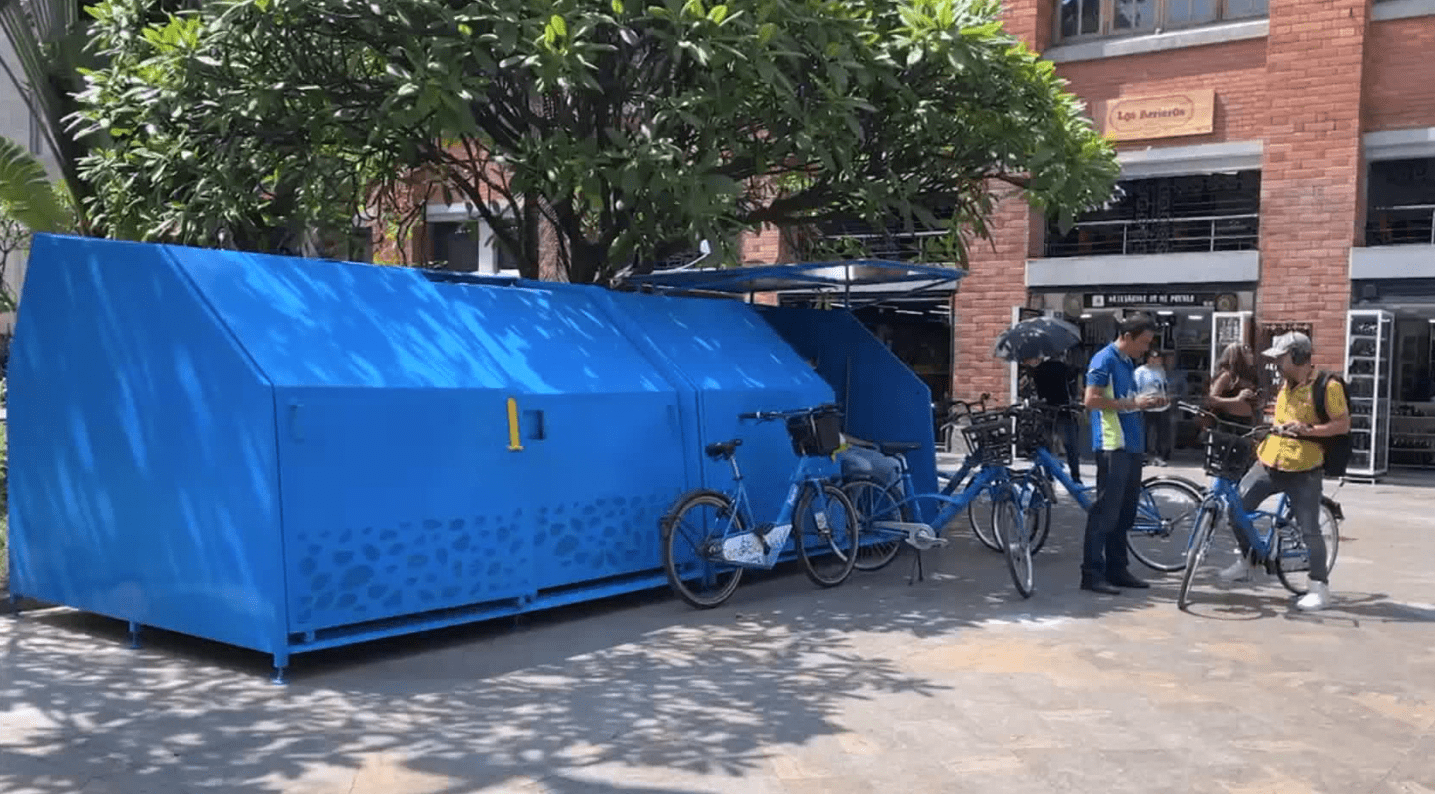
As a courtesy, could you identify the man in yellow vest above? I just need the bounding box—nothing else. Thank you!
[1219,331,1348,611]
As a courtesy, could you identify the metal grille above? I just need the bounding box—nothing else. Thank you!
[1045,171,1261,257]
[1366,159,1435,247]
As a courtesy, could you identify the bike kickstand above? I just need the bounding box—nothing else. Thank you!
[908,550,925,586]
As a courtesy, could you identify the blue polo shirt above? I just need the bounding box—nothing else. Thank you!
[1086,343,1144,452]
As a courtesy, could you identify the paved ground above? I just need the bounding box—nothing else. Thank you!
[2,461,1434,794]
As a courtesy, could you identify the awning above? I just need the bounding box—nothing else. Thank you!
[619,259,964,308]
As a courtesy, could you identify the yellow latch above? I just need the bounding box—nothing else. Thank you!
[507,397,524,451]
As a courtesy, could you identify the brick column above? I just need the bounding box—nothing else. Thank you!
[740,224,785,264]
[944,0,1045,405]
[1257,0,1370,371]
[952,189,1031,404]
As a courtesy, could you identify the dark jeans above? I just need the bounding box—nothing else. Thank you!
[1233,464,1329,583]
[1082,449,1143,579]
[1056,411,1083,483]
[1145,411,1173,460]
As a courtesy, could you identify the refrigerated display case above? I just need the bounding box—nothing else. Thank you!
[1345,309,1394,480]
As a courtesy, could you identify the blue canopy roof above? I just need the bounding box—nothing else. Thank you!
[620,259,965,296]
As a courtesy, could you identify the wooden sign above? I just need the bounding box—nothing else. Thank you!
[1102,89,1215,142]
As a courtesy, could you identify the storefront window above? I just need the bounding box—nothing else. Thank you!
[1056,0,1266,42]
[1365,158,1435,247]
[1044,170,1261,258]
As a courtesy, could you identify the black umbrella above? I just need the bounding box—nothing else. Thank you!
[992,316,1082,362]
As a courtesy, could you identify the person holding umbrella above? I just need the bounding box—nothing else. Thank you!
[1023,353,1084,485]
[995,316,1086,484]
[996,316,1085,483]
[1079,314,1166,595]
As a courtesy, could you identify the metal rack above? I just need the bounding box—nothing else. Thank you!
[1345,309,1394,481]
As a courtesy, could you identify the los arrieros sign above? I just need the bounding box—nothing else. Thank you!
[1102,89,1215,142]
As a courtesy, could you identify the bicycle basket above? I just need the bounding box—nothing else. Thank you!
[1013,407,1054,459]
[786,405,845,458]
[960,409,1013,465]
[1204,430,1254,480]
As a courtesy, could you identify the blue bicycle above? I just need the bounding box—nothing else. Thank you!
[1000,402,1207,572]
[845,395,1017,572]
[1172,402,1343,610]
[842,403,1034,597]
[660,405,860,609]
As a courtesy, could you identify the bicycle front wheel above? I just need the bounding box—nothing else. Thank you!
[661,489,745,609]
[1128,476,1205,573]
[999,469,1053,555]
[967,483,1004,552]
[842,476,910,572]
[993,486,1036,598]
[795,482,861,588]
[1177,501,1221,611]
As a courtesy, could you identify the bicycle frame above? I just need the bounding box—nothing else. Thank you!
[1203,475,1281,561]
[891,459,1012,531]
[717,451,841,569]
[1030,446,1092,509]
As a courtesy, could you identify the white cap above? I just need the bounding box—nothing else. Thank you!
[1262,331,1312,359]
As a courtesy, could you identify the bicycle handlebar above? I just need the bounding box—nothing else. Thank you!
[946,392,993,417]
[1175,401,1285,439]
[739,404,838,423]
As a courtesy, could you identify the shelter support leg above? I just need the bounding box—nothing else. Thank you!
[7,593,19,616]
[271,651,290,686]
[127,621,142,649]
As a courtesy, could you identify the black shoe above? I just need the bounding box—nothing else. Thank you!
[1080,576,1122,595]
[1106,570,1150,589]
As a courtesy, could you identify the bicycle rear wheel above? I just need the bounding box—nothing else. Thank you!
[967,485,1004,552]
[661,489,746,609]
[842,476,910,572]
[1274,497,1341,595]
[795,482,861,588]
[1127,476,1204,572]
[1177,501,1221,611]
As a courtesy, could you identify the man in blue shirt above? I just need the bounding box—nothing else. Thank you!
[1081,315,1165,594]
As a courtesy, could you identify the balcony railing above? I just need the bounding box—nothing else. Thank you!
[1044,212,1260,258]
[1366,204,1435,247]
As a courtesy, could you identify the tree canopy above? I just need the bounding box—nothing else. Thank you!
[73,0,1119,283]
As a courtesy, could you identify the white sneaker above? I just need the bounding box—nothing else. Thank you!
[1217,557,1257,582]
[1296,582,1331,611]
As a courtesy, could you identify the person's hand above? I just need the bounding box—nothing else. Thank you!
[1237,388,1256,402]
[1274,422,1309,438]
[1135,394,1166,410]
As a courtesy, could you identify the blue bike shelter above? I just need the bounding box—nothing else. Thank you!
[624,262,963,524]
[6,235,843,679]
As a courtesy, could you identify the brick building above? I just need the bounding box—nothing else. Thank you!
[760,0,1435,480]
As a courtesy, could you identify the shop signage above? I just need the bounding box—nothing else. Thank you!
[1102,89,1216,142]
[1257,321,1314,396]
[1213,315,1247,349]
[1084,292,1217,309]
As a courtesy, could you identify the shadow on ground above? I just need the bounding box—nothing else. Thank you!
[1,497,1428,794]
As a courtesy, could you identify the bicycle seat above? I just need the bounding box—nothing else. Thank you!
[705,439,742,460]
[877,441,923,455]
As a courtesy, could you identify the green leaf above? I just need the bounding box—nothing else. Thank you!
[0,136,73,234]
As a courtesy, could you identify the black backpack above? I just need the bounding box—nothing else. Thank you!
[1312,370,1352,478]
